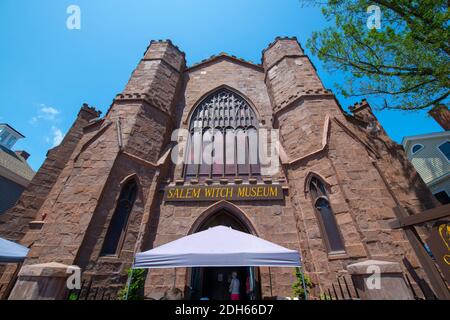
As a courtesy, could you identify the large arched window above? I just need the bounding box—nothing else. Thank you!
[184,88,260,179]
[101,179,138,256]
[309,177,345,253]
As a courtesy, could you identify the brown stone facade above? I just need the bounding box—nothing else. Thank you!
[0,37,439,300]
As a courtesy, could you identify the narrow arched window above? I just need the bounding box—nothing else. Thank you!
[199,128,213,176]
[101,179,138,256]
[225,127,236,175]
[248,127,260,175]
[212,129,224,176]
[309,177,345,253]
[184,88,260,180]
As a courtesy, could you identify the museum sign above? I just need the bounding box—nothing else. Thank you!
[164,184,284,202]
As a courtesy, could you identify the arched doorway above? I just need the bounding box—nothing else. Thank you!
[188,209,262,300]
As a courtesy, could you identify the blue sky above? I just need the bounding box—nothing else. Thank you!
[0,0,443,170]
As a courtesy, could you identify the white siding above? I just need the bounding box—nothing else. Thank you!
[407,137,450,184]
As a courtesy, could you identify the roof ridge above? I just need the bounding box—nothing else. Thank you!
[187,52,262,71]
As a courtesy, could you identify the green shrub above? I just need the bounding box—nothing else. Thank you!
[292,267,313,300]
[68,292,79,300]
[118,268,146,300]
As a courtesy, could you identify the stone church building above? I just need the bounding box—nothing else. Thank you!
[0,37,439,300]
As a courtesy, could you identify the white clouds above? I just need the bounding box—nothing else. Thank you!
[29,104,65,147]
[29,104,61,124]
[41,106,60,117]
[51,126,64,147]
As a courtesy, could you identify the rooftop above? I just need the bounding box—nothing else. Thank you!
[402,131,450,148]
[0,144,35,185]
[0,123,25,138]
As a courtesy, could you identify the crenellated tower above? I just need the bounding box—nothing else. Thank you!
[263,37,338,160]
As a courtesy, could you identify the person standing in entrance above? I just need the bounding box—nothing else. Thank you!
[229,272,240,300]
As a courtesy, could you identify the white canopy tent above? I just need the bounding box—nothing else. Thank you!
[0,237,29,263]
[134,226,300,268]
[131,226,306,299]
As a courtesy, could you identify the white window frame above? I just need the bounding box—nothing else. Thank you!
[436,140,450,163]
[411,143,424,155]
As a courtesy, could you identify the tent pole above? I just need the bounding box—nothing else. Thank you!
[299,265,307,300]
[268,267,273,297]
[173,268,177,287]
[124,267,134,300]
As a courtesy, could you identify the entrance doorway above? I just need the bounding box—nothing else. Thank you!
[201,267,248,300]
[188,209,261,300]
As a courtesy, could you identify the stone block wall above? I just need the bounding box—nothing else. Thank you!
[0,104,100,298]
[0,105,100,242]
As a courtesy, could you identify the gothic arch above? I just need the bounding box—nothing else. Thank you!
[101,177,139,256]
[188,200,258,236]
[183,86,262,178]
[186,201,263,300]
[303,171,332,196]
[185,84,262,126]
[119,173,142,189]
[305,172,345,253]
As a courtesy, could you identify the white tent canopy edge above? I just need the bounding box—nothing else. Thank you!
[130,226,307,299]
[134,226,301,268]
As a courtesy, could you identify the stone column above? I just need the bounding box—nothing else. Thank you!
[8,262,79,300]
[346,260,414,300]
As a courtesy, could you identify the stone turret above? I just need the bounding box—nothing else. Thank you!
[263,37,327,114]
[122,40,185,114]
[112,40,186,162]
[262,37,336,160]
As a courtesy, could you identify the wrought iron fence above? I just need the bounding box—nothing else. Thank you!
[319,274,359,300]
[319,272,437,300]
[66,279,120,300]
